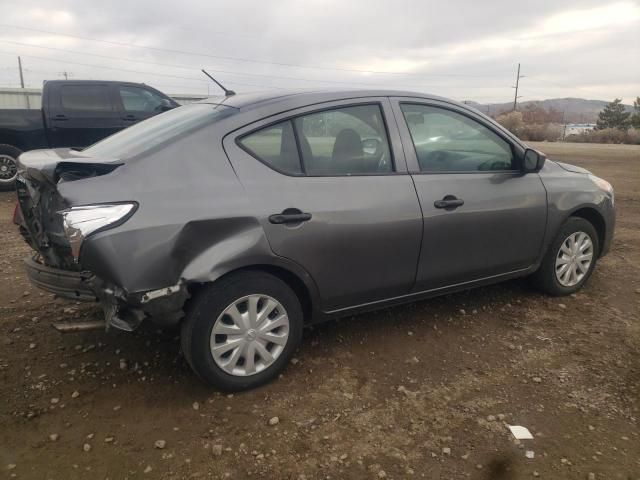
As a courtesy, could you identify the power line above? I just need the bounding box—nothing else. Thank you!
[0,24,510,78]
[0,51,284,90]
[0,39,511,92]
[524,75,614,100]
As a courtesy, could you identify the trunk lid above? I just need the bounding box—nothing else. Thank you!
[16,148,123,269]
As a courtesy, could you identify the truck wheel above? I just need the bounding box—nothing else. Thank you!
[0,144,21,191]
[181,271,303,391]
[531,217,599,296]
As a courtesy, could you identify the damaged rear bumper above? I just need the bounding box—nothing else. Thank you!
[24,255,188,331]
[24,256,96,301]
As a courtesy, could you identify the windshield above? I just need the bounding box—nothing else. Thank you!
[82,103,234,159]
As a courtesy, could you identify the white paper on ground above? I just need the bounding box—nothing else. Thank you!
[508,425,534,440]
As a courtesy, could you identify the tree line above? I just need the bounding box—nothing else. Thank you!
[494,97,640,144]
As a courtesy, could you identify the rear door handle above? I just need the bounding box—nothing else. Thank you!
[52,114,68,121]
[123,114,137,121]
[269,211,312,224]
[434,196,464,209]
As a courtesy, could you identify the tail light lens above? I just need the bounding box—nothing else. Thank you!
[59,203,137,261]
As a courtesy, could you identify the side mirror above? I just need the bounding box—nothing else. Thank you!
[523,148,546,172]
[159,98,175,112]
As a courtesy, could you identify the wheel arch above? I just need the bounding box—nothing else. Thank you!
[569,206,606,256]
[0,142,23,153]
[186,262,319,324]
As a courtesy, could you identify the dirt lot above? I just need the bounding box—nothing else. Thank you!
[1,142,639,479]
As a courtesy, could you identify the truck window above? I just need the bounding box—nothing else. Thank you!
[60,85,113,112]
[119,86,165,113]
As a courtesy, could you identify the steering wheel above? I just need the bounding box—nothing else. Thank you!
[141,100,154,111]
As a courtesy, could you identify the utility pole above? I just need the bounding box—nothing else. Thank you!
[512,63,524,111]
[60,71,71,80]
[17,56,25,88]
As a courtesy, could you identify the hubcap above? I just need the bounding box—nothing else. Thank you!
[555,231,593,287]
[210,294,290,376]
[0,155,17,182]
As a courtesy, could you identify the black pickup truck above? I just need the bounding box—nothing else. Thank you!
[0,80,179,190]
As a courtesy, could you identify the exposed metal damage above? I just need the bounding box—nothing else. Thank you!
[28,259,190,333]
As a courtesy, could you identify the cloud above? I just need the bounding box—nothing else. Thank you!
[0,0,638,103]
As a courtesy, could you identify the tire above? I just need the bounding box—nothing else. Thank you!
[531,217,599,296]
[0,144,21,192]
[181,271,303,391]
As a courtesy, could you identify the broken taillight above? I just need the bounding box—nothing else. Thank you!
[59,203,137,262]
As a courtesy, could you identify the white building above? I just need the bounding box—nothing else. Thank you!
[565,123,597,136]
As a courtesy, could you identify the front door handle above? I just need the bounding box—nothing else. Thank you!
[269,209,312,224]
[52,114,68,121]
[123,114,137,121]
[434,196,464,209]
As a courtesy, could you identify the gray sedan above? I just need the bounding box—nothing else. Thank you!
[15,89,615,390]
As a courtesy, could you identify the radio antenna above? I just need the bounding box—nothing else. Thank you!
[201,69,235,96]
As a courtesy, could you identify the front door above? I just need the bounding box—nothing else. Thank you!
[115,85,172,125]
[224,99,423,312]
[391,99,548,292]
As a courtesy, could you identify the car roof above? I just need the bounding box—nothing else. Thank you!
[197,88,458,111]
[193,88,524,149]
[43,79,150,87]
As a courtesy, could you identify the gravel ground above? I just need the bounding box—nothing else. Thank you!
[1,142,639,479]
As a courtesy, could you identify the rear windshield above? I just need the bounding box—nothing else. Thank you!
[82,103,234,159]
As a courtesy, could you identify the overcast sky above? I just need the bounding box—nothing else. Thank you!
[0,0,638,104]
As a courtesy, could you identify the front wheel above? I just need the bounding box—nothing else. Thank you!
[181,271,303,391]
[0,144,22,191]
[532,217,599,296]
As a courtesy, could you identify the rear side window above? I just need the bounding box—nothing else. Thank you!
[60,85,113,112]
[238,121,302,175]
[294,105,392,175]
[239,104,393,176]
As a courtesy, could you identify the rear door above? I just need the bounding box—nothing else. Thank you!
[47,83,122,148]
[391,98,548,292]
[224,98,423,312]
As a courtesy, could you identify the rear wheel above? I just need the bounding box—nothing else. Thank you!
[181,271,303,391]
[532,217,599,296]
[0,144,21,191]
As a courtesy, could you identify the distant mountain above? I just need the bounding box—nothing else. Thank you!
[464,98,635,123]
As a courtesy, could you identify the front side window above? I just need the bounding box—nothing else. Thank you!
[400,104,514,172]
[119,86,166,113]
[239,121,302,175]
[294,105,392,175]
[60,85,113,112]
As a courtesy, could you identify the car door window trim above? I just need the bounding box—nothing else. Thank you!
[235,101,400,178]
[237,119,305,177]
[398,100,523,174]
